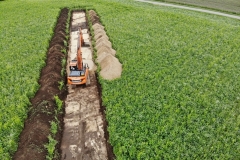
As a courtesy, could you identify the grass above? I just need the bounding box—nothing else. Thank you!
[95,0,240,159]
[0,0,239,159]
[0,2,59,159]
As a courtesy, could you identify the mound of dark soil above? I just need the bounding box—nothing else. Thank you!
[13,8,68,160]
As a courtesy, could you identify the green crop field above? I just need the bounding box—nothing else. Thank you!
[0,0,239,159]
[155,0,240,14]
[0,2,60,159]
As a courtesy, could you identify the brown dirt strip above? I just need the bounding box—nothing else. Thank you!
[60,10,115,160]
[13,8,68,160]
[96,79,116,160]
[13,8,115,160]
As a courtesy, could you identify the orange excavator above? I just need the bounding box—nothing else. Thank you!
[67,28,90,86]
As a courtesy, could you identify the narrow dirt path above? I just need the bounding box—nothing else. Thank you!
[136,0,240,20]
[60,11,109,160]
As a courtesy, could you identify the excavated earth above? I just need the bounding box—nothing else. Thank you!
[14,8,115,160]
[60,11,115,160]
[13,8,69,160]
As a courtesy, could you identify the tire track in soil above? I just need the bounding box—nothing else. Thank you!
[60,11,115,160]
[13,8,69,160]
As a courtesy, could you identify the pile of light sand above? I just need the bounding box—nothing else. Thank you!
[89,10,122,80]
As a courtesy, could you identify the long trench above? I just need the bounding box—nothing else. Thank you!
[60,11,108,160]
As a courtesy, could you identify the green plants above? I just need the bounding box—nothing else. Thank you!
[54,95,63,112]
[63,40,67,47]
[93,1,240,159]
[44,135,58,160]
[61,48,67,55]
[65,10,71,35]
[0,0,239,159]
[61,58,66,77]
[58,80,64,90]
[50,121,58,135]
[44,102,62,160]
[61,68,65,77]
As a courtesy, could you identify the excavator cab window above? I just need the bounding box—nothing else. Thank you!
[69,70,85,77]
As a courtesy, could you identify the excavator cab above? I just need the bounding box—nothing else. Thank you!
[67,28,90,86]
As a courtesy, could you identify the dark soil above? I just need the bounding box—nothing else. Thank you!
[13,8,69,160]
[96,73,116,160]
[13,8,115,160]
